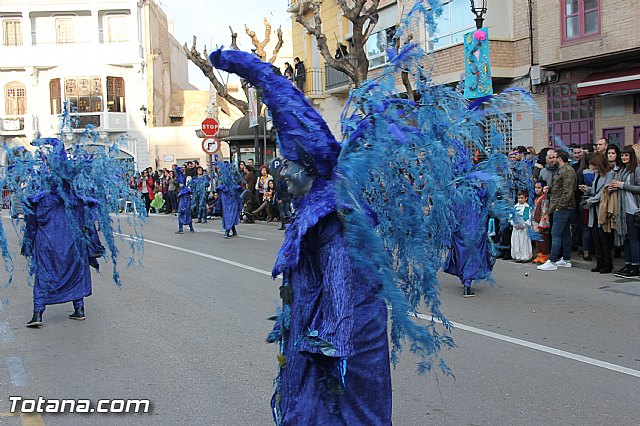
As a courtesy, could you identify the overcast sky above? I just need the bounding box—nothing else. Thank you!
[159,0,291,89]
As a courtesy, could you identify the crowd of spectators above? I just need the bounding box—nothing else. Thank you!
[129,159,292,231]
[503,140,640,279]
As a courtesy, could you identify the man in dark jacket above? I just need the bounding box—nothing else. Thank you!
[293,57,306,92]
[538,150,577,271]
[274,177,292,230]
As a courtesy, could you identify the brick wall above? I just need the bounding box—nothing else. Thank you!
[537,0,640,67]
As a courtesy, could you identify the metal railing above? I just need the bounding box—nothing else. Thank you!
[324,57,357,91]
[305,67,324,97]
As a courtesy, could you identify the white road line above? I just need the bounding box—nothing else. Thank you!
[118,232,640,379]
[116,234,280,279]
[416,313,640,379]
[6,356,29,387]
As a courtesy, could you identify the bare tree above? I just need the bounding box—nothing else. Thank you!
[290,0,380,88]
[183,19,285,115]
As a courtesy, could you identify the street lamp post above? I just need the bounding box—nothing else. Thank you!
[470,0,488,29]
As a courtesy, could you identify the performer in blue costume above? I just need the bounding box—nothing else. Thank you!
[215,161,243,238]
[189,166,209,223]
[444,184,495,298]
[174,165,194,234]
[22,183,104,326]
[0,125,144,328]
[210,3,531,424]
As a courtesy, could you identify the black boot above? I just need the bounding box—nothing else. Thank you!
[463,286,476,298]
[224,230,230,239]
[591,259,602,273]
[69,306,85,321]
[26,311,43,328]
[231,226,237,237]
[600,261,613,274]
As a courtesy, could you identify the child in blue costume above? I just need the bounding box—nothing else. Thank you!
[174,165,194,234]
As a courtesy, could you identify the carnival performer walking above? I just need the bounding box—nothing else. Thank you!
[215,161,243,238]
[189,166,209,223]
[174,165,194,234]
[210,4,525,423]
[0,129,144,328]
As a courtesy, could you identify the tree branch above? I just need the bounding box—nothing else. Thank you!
[268,26,284,64]
[229,26,239,50]
[183,36,249,115]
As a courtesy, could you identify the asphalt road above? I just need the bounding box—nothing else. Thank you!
[0,213,638,425]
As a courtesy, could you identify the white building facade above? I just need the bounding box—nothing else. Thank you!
[0,0,175,170]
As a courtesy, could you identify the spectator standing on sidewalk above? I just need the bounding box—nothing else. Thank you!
[532,179,551,264]
[609,146,640,277]
[580,153,611,273]
[538,150,577,271]
[539,148,558,188]
[275,174,292,230]
[511,190,532,262]
[293,57,306,92]
[137,170,154,214]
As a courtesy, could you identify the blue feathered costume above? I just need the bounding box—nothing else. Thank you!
[215,161,243,237]
[174,165,194,233]
[0,128,145,327]
[210,2,531,423]
[189,173,209,223]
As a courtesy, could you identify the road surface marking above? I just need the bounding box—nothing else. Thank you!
[6,356,30,386]
[119,234,640,379]
[20,413,45,426]
[118,235,280,279]
[0,412,46,426]
[416,312,640,379]
[0,321,14,343]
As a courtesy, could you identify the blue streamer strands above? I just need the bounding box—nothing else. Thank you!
[210,0,537,389]
[0,106,145,287]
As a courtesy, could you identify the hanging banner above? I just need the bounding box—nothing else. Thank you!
[248,87,259,128]
[464,27,493,99]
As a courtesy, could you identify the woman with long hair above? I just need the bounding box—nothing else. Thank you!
[138,170,154,214]
[577,152,595,260]
[580,152,612,273]
[609,145,640,277]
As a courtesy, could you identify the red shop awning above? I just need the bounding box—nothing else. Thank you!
[576,68,640,100]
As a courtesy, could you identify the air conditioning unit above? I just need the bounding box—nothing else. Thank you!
[531,65,542,85]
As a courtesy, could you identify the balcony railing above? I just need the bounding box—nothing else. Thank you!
[325,57,357,92]
[0,115,26,133]
[304,67,324,97]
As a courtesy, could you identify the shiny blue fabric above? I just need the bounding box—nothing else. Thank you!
[23,191,98,310]
[444,187,495,285]
[272,212,391,425]
[177,187,193,227]
[217,184,242,231]
[189,175,208,219]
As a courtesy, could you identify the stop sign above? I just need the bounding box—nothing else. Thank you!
[201,118,219,136]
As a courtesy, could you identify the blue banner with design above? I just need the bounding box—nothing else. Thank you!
[464,27,493,99]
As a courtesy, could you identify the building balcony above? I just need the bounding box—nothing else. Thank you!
[0,42,142,69]
[324,58,357,94]
[287,0,315,13]
[47,112,129,133]
[0,115,31,136]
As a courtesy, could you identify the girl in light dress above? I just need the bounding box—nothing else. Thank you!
[511,189,532,262]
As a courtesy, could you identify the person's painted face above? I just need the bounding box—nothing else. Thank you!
[279,160,315,196]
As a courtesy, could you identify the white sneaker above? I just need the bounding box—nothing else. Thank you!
[556,258,572,268]
[537,260,558,271]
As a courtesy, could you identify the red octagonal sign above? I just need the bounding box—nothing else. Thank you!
[201,117,219,136]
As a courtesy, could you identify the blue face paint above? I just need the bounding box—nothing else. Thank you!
[279,160,315,196]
